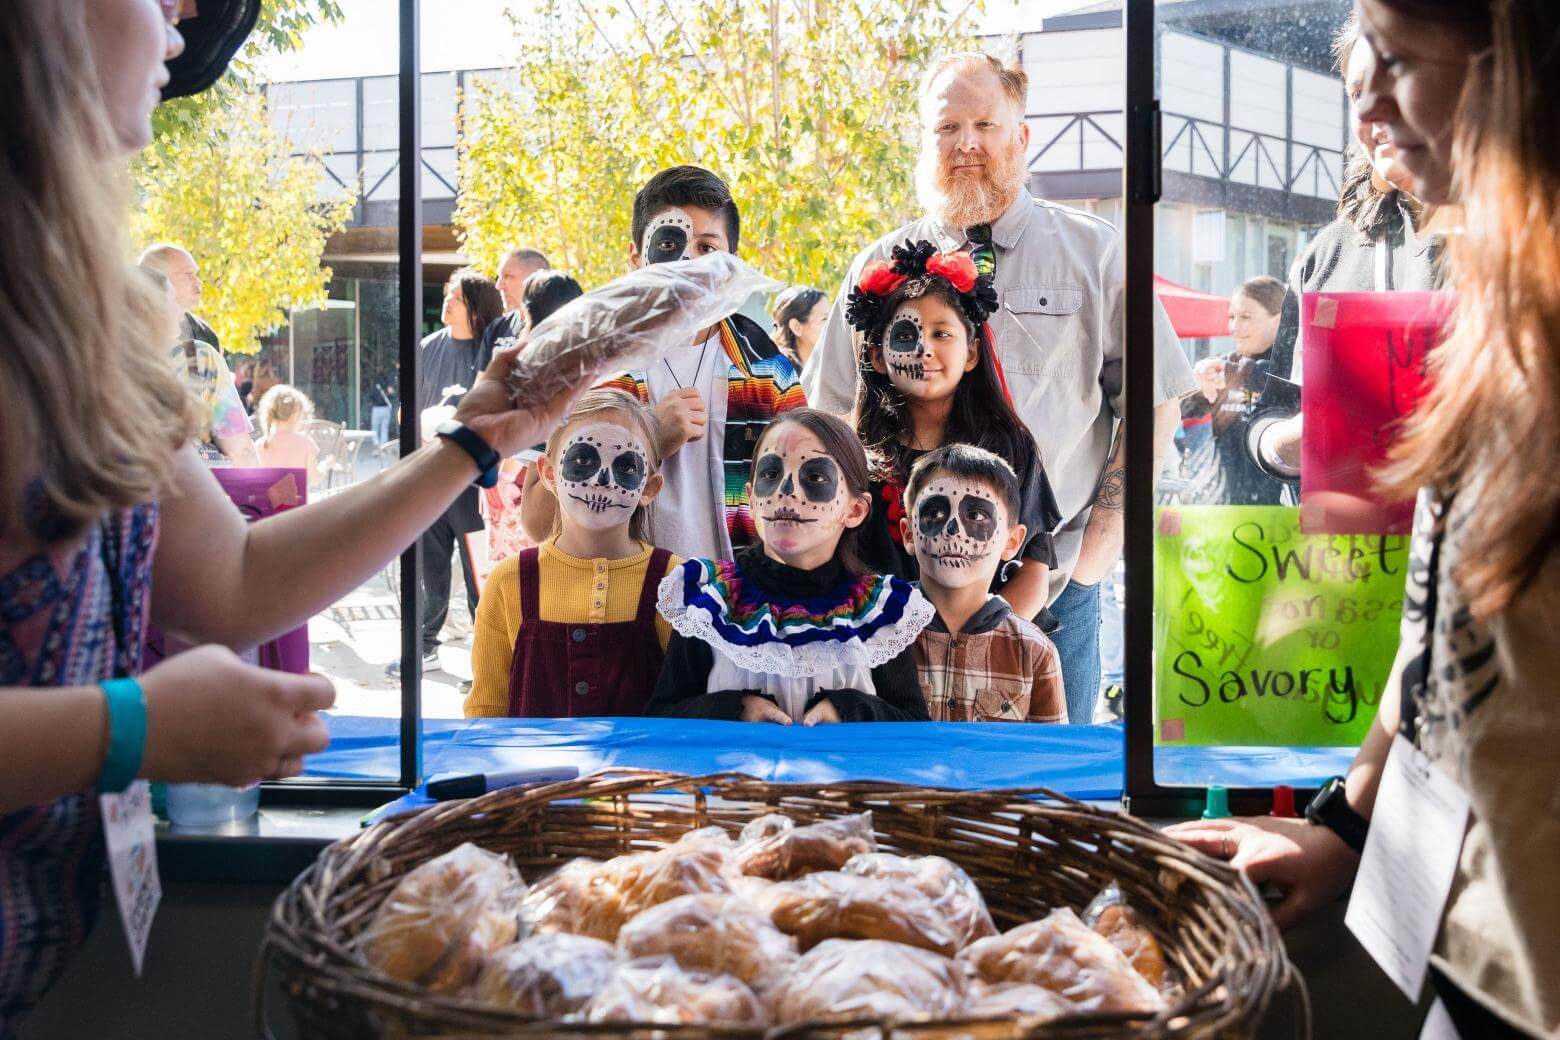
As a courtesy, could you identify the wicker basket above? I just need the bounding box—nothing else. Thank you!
[256,770,1298,1039]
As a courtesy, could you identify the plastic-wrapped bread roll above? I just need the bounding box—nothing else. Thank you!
[471,933,618,1016]
[617,892,799,995]
[734,811,876,880]
[842,851,997,949]
[506,252,780,409]
[770,939,967,1023]
[1083,882,1170,990]
[360,843,523,994]
[964,981,1073,1022]
[519,830,735,942]
[584,957,767,1026]
[957,907,1165,1014]
[751,871,959,955]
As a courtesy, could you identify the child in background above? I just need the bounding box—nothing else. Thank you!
[650,409,932,724]
[903,445,1064,723]
[255,384,320,484]
[465,390,678,718]
[848,241,1061,625]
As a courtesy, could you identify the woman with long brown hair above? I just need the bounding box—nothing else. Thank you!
[0,1,571,1028]
[1170,3,1560,1036]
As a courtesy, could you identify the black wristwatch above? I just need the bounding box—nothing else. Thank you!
[434,420,499,488]
[1304,776,1369,855]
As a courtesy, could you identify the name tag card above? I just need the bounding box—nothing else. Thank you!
[100,781,161,976]
[1345,733,1470,1000]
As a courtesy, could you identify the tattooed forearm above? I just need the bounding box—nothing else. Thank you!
[1093,463,1126,514]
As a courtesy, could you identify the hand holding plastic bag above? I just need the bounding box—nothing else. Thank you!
[506,253,781,410]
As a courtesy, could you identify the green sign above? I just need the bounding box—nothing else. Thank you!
[1155,505,1408,747]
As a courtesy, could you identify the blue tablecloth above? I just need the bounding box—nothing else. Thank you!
[306,716,1355,824]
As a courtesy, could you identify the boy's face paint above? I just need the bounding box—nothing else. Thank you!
[877,296,977,403]
[554,421,650,530]
[911,478,1007,588]
[750,425,851,561]
[640,209,695,265]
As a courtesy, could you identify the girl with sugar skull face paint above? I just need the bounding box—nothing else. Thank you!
[465,391,683,721]
[650,410,934,727]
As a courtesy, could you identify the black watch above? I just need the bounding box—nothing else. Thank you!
[434,420,499,488]
[1304,776,1369,855]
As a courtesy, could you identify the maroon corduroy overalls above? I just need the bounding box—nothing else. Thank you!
[505,547,672,717]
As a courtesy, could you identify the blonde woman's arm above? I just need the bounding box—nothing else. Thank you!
[151,345,574,650]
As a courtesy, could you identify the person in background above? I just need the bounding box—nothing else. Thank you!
[904,445,1064,723]
[525,165,807,559]
[137,241,219,354]
[521,269,584,332]
[771,285,828,370]
[1247,14,1444,481]
[389,267,506,679]
[255,384,321,486]
[649,410,931,724]
[465,390,677,718]
[0,1,575,1029]
[233,359,255,413]
[1170,3,1560,1035]
[482,246,552,363]
[804,52,1195,725]
[140,265,258,466]
[1181,276,1286,505]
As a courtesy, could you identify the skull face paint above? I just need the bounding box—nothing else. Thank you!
[554,422,650,530]
[641,209,695,265]
[912,480,1006,588]
[884,307,927,382]
[750,425,851,561]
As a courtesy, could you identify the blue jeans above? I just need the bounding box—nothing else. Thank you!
[1051,579,1102,724]
[1098,568,1125,688]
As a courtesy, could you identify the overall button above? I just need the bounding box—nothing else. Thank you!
[572,628,587,643]
[573,681,589,696]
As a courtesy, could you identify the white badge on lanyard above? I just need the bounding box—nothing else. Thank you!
[99,780,161,976]
[1344,733,1470,1000]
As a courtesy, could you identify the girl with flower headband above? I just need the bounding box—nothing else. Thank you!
[848,240,1062,624]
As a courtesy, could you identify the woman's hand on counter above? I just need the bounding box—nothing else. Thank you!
[1164,815,1358,929]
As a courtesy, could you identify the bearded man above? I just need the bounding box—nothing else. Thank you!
[803,52,1194,724]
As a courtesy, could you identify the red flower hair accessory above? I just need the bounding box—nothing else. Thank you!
[925,251,977,293]
[858,260,908,297]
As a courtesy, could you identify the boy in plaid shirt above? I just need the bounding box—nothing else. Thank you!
[901,445,1065,723]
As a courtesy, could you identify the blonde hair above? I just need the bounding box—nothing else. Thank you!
[0,1,193,542]
[1377,2,1558,618]
[919,52,1029,118]
[256,384,313,438]
[543,389,662,542]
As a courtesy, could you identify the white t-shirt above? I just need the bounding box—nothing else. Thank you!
[646,336,730,560]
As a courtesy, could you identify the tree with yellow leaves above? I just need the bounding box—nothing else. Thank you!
[132,91,356,355]
[456,0,977,292]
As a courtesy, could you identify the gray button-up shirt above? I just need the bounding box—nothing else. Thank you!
[803,190,1195,602]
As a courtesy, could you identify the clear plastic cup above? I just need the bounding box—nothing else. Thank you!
[164,782,261,827]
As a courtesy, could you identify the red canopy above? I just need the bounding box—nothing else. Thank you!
[1154,275,1230,339]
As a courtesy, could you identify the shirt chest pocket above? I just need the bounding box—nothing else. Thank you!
[997,286,1087,378]
[973,681,1031,722]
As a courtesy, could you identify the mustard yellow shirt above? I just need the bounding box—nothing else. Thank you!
[464,540,681,718]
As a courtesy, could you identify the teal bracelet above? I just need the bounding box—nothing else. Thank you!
[98,678,147,794]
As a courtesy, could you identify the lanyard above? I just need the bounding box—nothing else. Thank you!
[1398,494,1450,743]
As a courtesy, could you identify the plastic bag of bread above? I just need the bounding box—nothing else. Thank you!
[519,830,734,942]
[958,907,1164,1014]
[1083,882,1170,991]
[964,981,1072,1022]
[843,852,997,949]
[769,939,967,1023]
[360,843,523,994]
[471,933,618,1016]
[506,252,779,409]
[734,811,876,880]
[583,956,767,1026]
[751,871,959,955]
[618,892,798,994]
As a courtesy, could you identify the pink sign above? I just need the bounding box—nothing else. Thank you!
[141,468,310,674]
[1301,292,1454,535]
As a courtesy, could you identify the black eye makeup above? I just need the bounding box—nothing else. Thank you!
[641,211,695,266]
[610,450,646,492]
[917,494,952,538]
[958,494,999,543]
[798,458,840,504]
[753,453,787,498]
[888,317,922,354]
[560,443,602,484]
